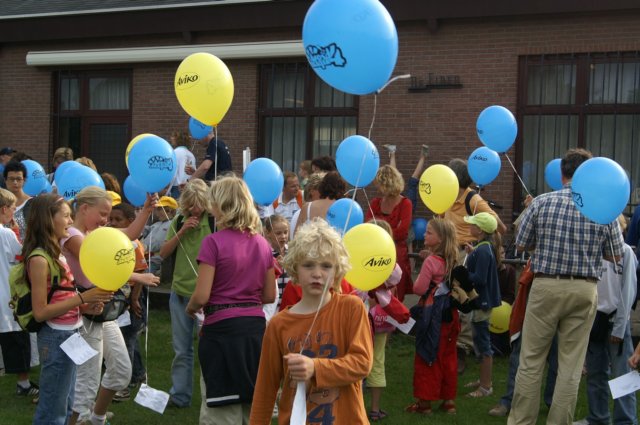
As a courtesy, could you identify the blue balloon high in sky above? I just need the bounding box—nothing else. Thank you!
[302,0,398,95]
[476,105,518,153]
[571,157,630,224]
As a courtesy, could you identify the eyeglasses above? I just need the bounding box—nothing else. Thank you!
[6,177,24,183]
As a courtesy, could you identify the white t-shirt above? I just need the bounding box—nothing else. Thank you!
[0,227,22,333]
[171,146,196,188]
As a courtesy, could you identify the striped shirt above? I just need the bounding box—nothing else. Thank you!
[516,186,624,278]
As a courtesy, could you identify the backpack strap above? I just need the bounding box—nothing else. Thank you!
[464,190,478,216]
[27,248,72,303]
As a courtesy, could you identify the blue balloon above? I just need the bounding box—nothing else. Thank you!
[544,158,563,191]
[189,117,212,140]
[412,218,428,241]
[21,160,47,196]
[127,134,177,193]
[244,158,284,206]
[326,198,364,234]
[467,147,501,186]
[476,105,518,153]
[571,157,630,224]
[53,160,82,186]
[302,0,398,95]
[57,165,105,200]
[123,176,147,207]
[336,135,380,187]
[41,180,53,194]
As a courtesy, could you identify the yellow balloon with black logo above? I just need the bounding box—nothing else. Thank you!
[343,223,396,291]
[489,301,512,334]
[418,164,459,214]
[79,227,136,291]
[174,52,234,126]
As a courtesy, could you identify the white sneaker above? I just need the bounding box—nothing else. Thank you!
[422,144,429,156]
[383,144,396,153]
[572,419,589,425]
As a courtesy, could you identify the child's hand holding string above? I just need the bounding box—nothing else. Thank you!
[284,353,315,381]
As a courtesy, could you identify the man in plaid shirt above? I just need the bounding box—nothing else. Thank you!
[508,148,625,425]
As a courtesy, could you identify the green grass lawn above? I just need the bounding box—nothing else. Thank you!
[0,309,592,424]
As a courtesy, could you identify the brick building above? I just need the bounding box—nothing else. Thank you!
[1,0,640,229]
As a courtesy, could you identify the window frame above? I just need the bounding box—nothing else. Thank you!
[257,61,359,171]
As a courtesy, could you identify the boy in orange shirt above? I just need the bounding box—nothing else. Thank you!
[250,219,373,424]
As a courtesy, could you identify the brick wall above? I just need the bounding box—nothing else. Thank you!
[2,10,640,233]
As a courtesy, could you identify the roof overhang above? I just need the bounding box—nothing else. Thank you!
[26,40,305,66]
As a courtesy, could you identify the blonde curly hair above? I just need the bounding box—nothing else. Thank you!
[375,165,404,196]
[283,218,351,291]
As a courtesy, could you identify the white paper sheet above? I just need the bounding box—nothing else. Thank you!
[609,370,640,399]
[290,381,307,425]
[135,384,170,414]
[60,333,98,365]
[385,316,416,334]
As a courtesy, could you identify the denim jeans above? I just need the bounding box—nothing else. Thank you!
[500,335,558,409]
[169,291,198,406]
[121,288,147,383]
[33,325,78,425]
[586,321,637,425]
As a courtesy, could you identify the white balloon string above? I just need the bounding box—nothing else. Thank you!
[213,126,219,182]
[162,204,199,278]
[376,74,412,95]
[504,153,532,197]
[298,272,334,355]
[361,188,378,227]
[368,95,378,141]
[341,151,368,235]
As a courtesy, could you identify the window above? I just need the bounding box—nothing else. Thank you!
[518,53,640,209]
[53,71,132,182]
[258,63,358,172]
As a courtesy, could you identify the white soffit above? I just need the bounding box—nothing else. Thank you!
[26,40,305,66]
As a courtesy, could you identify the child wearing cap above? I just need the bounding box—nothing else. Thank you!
[462,212,501,398]
[142,196,177,275]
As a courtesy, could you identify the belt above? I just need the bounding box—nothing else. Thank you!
[203,302,261,315]
[534,273,597,283]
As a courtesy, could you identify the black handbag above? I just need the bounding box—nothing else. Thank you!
[80,288,129,323]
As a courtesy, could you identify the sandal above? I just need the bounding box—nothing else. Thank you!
[463,380,481,388]
[467,386,493,398]
[439,401,456,414]
[405,401,432,415]
[368,410,388,421]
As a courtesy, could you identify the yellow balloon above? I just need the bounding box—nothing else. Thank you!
[489,301,512,334]
[125,133,153,167]
[418,164,459,214]
[343,223,396,291]
[174,52,234,126]
[79,227,136,291]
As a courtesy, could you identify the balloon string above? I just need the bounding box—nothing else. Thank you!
[341,151,368,235]
[162,204,199,278]
[361,188,378,227]
[144,209,152,385]
[504,153,532,197]
[369,74,411,139]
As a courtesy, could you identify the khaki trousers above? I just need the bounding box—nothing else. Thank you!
[508,276,597,425]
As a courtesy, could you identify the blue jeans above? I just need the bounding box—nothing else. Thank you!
[33,325,78,425]
[586,321,637,425]
[121,289,147,383]
[500,335,558,409]
[169,291,198,406]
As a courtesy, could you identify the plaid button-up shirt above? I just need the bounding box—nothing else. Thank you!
[516,186,624,278]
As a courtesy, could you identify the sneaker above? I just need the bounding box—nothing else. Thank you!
[383,144,396,153]
[572,420,589,425]
[488,403,509,416]
[113,388,130,402]
[422,144,429,156]
[16,381,39,397]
